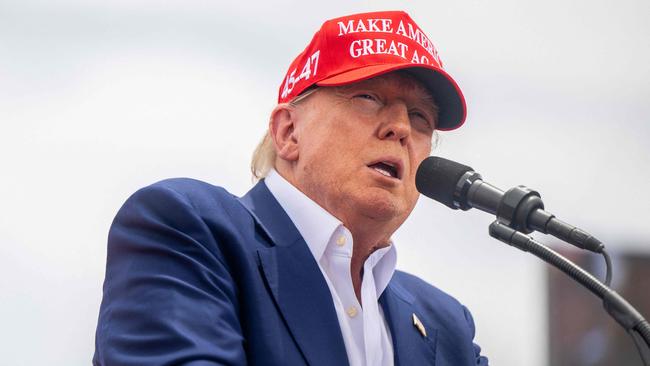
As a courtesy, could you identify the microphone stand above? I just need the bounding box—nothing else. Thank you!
[489,221,650,366]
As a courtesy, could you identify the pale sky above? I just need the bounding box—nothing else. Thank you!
[1,1,649,365]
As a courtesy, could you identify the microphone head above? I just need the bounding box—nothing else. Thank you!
[416,156,475,209]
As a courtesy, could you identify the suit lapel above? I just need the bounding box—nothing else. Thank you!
[239,181,349,366]
[380,281,438,366]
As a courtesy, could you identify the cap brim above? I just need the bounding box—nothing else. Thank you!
[316,63,466,131]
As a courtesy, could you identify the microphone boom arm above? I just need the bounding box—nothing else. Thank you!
[488,221,650,365]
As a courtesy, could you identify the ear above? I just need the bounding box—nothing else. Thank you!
[269,104,300,162]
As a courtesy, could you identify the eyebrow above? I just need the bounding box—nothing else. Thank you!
[336,76,439,114]
[346,80,439,126]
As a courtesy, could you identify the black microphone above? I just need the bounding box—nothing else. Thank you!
[416,156,604,253]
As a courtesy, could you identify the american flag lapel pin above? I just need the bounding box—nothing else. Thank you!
[412,313,427,337]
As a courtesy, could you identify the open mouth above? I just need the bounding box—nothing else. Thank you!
[368,161,400,179]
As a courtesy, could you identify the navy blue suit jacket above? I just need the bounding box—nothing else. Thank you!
[94,178,488,365]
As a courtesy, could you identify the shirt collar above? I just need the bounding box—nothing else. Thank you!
[264,169,397,295]
[368,243,397,296]
[264,169,341,262]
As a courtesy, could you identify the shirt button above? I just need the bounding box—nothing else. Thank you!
[346,306,358,318]
[336,236,346,246]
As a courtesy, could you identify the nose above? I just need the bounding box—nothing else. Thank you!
[377,102,411,145]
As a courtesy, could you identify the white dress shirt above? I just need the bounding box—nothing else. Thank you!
[265,169,397,366]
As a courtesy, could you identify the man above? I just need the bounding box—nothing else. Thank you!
[94,10,488,366]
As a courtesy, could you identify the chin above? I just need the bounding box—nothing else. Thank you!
[354,189,407,222]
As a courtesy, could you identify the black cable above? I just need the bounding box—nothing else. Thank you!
[602,248,613,287]
[638,320,650,349]
[630,328,650,366]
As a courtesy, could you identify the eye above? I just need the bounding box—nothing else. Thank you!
[409,110,434,131]
[349,92,383,113]
[354,93,379,101]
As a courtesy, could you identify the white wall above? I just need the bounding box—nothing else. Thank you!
[1,1,648,365]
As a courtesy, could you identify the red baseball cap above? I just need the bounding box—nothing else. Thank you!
[278,10,467,131]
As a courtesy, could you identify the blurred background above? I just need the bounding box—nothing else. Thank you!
[1,0,648,365]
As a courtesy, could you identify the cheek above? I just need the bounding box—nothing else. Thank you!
[298,129,359,182]
[414,134,433,154]
[303,122,364,162]
[404,180,422,215]
[301,130,347,163]
[411,139,432,168]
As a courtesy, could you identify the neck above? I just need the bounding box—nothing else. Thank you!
[275,163,397,302]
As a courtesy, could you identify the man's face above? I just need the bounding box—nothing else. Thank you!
[289,71,437,237]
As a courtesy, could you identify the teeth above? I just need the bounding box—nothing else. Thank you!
[373,166,393,177]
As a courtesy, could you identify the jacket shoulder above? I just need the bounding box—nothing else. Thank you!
[144,177,235,202]
[97,178,254,365]
[123,177,247,216]
[113,177,256,251]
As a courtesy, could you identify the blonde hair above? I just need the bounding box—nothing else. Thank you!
[250,132,275,182]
